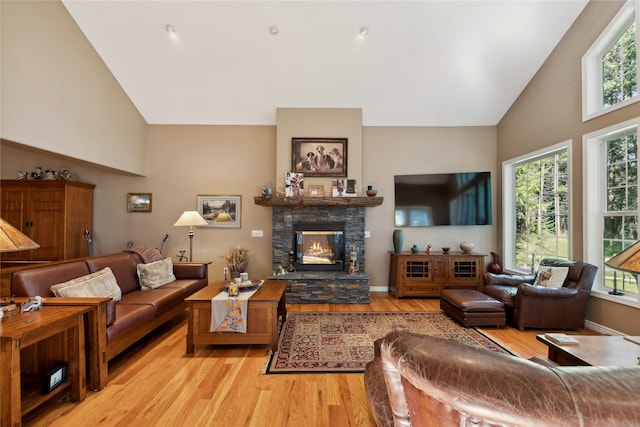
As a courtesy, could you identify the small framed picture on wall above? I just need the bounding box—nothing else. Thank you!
[127,193,152,212]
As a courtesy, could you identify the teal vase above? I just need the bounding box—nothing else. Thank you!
[393,229,404,253]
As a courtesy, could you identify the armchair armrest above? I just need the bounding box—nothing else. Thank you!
[485,272,535,287]
[518,283,578,298]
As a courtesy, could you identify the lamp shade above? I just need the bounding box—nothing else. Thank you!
[605,240,640,274]
[173,211,208,228]
[0,217,40,252]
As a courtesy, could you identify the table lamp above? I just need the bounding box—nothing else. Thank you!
[604,240,640,296]
[173,211,208,262]
[0,217,39,252]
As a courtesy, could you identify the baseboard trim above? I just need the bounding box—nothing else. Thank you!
[584,319,624,336]
[370,286,388,293]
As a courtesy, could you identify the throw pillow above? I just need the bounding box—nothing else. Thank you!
[50,267,122,301]
[137,258,176,290]
[533,266,569,288]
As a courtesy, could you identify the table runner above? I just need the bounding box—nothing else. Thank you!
[210,286,260,333]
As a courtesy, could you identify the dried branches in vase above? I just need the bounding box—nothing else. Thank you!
[226,246,249,273]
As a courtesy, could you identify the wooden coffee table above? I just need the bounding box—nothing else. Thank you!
[537,334,640,366]
[185,279,286,353]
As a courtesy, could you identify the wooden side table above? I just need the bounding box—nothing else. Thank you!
[1,305,91,426]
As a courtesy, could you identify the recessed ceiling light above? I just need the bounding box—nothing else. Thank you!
[165,24,176,35]
[359,26,369,37]
[270,26,279,35]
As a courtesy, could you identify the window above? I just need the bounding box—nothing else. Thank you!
[503,142,570,273]
[582,0,638,121]
[584,119,640,302]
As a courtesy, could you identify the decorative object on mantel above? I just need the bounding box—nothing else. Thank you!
[285,172,304,197]
[253,195,383,207]
[460,241,475,253]
[366,185,377,197]
[487,251,503,274]
[426,244,433,254]
[226,246,249,278]
[261,187,273,197]
[442,247,450,254]
[411,245,420,254]
[308,185,324,197]
[392,229,403,253]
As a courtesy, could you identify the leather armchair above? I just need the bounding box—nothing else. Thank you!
[364,331,640,427]
[483,258,597,330]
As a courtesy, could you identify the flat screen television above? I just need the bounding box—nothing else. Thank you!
[394,172,492,227]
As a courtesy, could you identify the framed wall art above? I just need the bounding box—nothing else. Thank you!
[127,193,152,212]
[291,137,347,177]
[197,195,241,228]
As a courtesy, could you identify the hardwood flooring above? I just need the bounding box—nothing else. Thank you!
[23,292,598,427]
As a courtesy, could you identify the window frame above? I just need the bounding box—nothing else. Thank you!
[582,0,639,122]
[584,117,640,307]
[502,140,572,274]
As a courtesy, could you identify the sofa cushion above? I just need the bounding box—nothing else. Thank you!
[50,267,122,302]
[106,303,156,344]
[534,266,568,288]
[137,258,176,289]
[118,288,185,313]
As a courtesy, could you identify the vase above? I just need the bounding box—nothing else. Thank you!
[393,229,404,253]
[460,241,474,254]
[487,252,503,274]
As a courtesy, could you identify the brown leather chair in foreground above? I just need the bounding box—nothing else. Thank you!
[483,258,597,330]
[364,331,640,427]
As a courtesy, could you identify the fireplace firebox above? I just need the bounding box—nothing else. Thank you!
[294,222,345,271]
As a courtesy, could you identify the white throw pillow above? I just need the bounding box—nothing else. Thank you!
[51,267,122,301]
[137,258,176,290]
[533,266,569,288]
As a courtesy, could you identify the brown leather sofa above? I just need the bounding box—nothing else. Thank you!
[10,252,208,389]
[483,258,597,330]
[365,331,640,427]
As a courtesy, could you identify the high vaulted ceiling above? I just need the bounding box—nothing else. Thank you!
[62,0,588,127]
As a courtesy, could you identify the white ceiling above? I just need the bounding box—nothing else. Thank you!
[61,0,588,127]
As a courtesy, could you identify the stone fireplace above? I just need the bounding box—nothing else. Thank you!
[257,196,381,303]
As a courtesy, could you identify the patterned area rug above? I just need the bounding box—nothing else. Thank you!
[264,311,510,374]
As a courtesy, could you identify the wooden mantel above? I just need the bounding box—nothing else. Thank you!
[254,196,383,207]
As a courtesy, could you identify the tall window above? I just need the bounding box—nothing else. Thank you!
[585,121,640,299]
[503,143,570,273]
[583,1,639,120]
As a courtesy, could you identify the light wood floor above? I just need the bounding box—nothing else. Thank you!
[23,292,598,427]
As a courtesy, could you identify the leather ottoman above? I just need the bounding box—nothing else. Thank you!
[440,289,506,327]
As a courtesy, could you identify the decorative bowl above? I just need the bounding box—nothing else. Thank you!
[442,247,450,254]
[366,190,378,197]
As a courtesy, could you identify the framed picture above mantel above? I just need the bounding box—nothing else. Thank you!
[292,137,347,177]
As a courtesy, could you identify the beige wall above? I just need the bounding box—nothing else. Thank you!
[497,0,640,334]
[276,108,363,193]
[0,0,148,175]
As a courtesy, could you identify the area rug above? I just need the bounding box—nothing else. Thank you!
[264,311,511,374]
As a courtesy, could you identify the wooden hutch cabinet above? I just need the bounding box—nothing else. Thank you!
[1,180,95,261]
[388,252,486,298]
